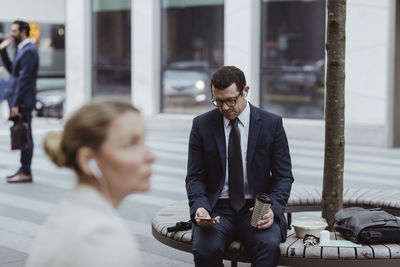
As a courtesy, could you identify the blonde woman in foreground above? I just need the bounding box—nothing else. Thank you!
[26,99,155,267]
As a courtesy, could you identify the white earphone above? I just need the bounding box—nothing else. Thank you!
[88,159,110,197]
[88,159,102,179]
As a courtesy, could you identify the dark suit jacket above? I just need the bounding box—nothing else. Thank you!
[1,42,39,109]
[185,103,294,241]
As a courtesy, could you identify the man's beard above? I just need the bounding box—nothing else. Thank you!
[13,35,22,45]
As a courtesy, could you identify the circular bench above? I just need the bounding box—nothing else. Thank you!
[152,187,400,266]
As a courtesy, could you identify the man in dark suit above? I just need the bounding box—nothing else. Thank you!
[0,20,39,183]
[186,66,293,267]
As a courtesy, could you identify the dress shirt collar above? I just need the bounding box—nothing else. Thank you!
[223,100,250,129]
[17,38,31,51]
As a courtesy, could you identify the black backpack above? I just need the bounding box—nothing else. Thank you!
[334,207,400,244]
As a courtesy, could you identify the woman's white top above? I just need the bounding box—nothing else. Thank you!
[26,184,143,267]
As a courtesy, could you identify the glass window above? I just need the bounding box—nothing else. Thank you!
[92,0,131,97]
[36,23,65,77]
[260,0,326,119]
[161,0,224,114]
[0,21,66,118]
[0,21,65,87]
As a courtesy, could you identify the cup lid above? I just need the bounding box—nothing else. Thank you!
[256,193,273,204]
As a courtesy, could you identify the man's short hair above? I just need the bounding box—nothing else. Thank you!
[13,20,30,37]
[210,66,246,92]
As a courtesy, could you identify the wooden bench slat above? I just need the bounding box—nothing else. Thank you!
[294,187,315,204]
[280,232,298,256]
[287,238,304,258]
[356,245,374,259]
[364,189,388,206]
[288,196,301,206]
[173,230,190,242]
[160,226,168,236]
[355,189,381,206]
[339,247,357,259]
[336,232,356,259]
[375,192,400,207]
[288,189,303,206]
[181,231,192,243]
[343,187,350,198]
[385,244,400,259]
[321,232,339,259]
[313,187,322,204]
[300,187,316,206]
[348,188,370,206]
[155,222,166,233]
[166,231,175,238]
[343,188,362,205]
[303,187,320,205]
[304,244,321,258]
[295,187,313,205]
[370,244,391,259]
[383,197,400,207]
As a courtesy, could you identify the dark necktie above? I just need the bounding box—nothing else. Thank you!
[228,118,245,212]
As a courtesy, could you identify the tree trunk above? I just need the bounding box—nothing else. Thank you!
[322,0,346,231]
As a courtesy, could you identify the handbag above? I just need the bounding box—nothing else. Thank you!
[334,207,400,244]
[9,113,32,150]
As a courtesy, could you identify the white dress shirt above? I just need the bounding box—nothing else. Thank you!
[220,101,253,199]
[17,38,31,51]
[26,184,143,267]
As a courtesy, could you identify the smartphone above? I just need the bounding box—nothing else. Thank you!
[195,217,217,222]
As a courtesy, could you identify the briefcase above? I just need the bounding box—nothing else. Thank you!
[334,207,400,244]
[9,114,32,150]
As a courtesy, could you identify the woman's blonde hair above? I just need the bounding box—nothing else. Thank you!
[43,99,139,173]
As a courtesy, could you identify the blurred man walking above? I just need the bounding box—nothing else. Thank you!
[0,20,39,183]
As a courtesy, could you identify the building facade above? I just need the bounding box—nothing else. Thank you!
[0,0,65,81]
[65,0,399,147]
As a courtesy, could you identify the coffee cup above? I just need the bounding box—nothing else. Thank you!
[250,193,273,228]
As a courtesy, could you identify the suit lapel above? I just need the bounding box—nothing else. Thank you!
[13,44,29,75]
[247,104,261,168]
[213,110,226,174]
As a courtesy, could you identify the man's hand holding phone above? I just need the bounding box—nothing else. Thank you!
[195,207,220,227]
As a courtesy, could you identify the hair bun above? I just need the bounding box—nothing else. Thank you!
[43,131,66,167]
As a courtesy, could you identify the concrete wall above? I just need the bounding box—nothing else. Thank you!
[131,0,161,116]
[343,0,396,147]
[0,0,65,23]
[65,0,91,115]
[224,0,260,104]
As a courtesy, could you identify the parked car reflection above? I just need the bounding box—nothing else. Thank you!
[35,77,65,119]
[162,61,212,106]
[261,60,325,119]
[264,60,324,103]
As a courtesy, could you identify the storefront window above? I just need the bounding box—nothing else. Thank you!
[0,22,65,77]
[0,21,65,118]
[260,0,326,119]
[161,0,224,114]
[92,0,131,97]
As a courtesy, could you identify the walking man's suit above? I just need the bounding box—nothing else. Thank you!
[0,21,39,183]
[186,66,293,267]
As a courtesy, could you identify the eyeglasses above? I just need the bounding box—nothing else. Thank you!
[211,91,243,107]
